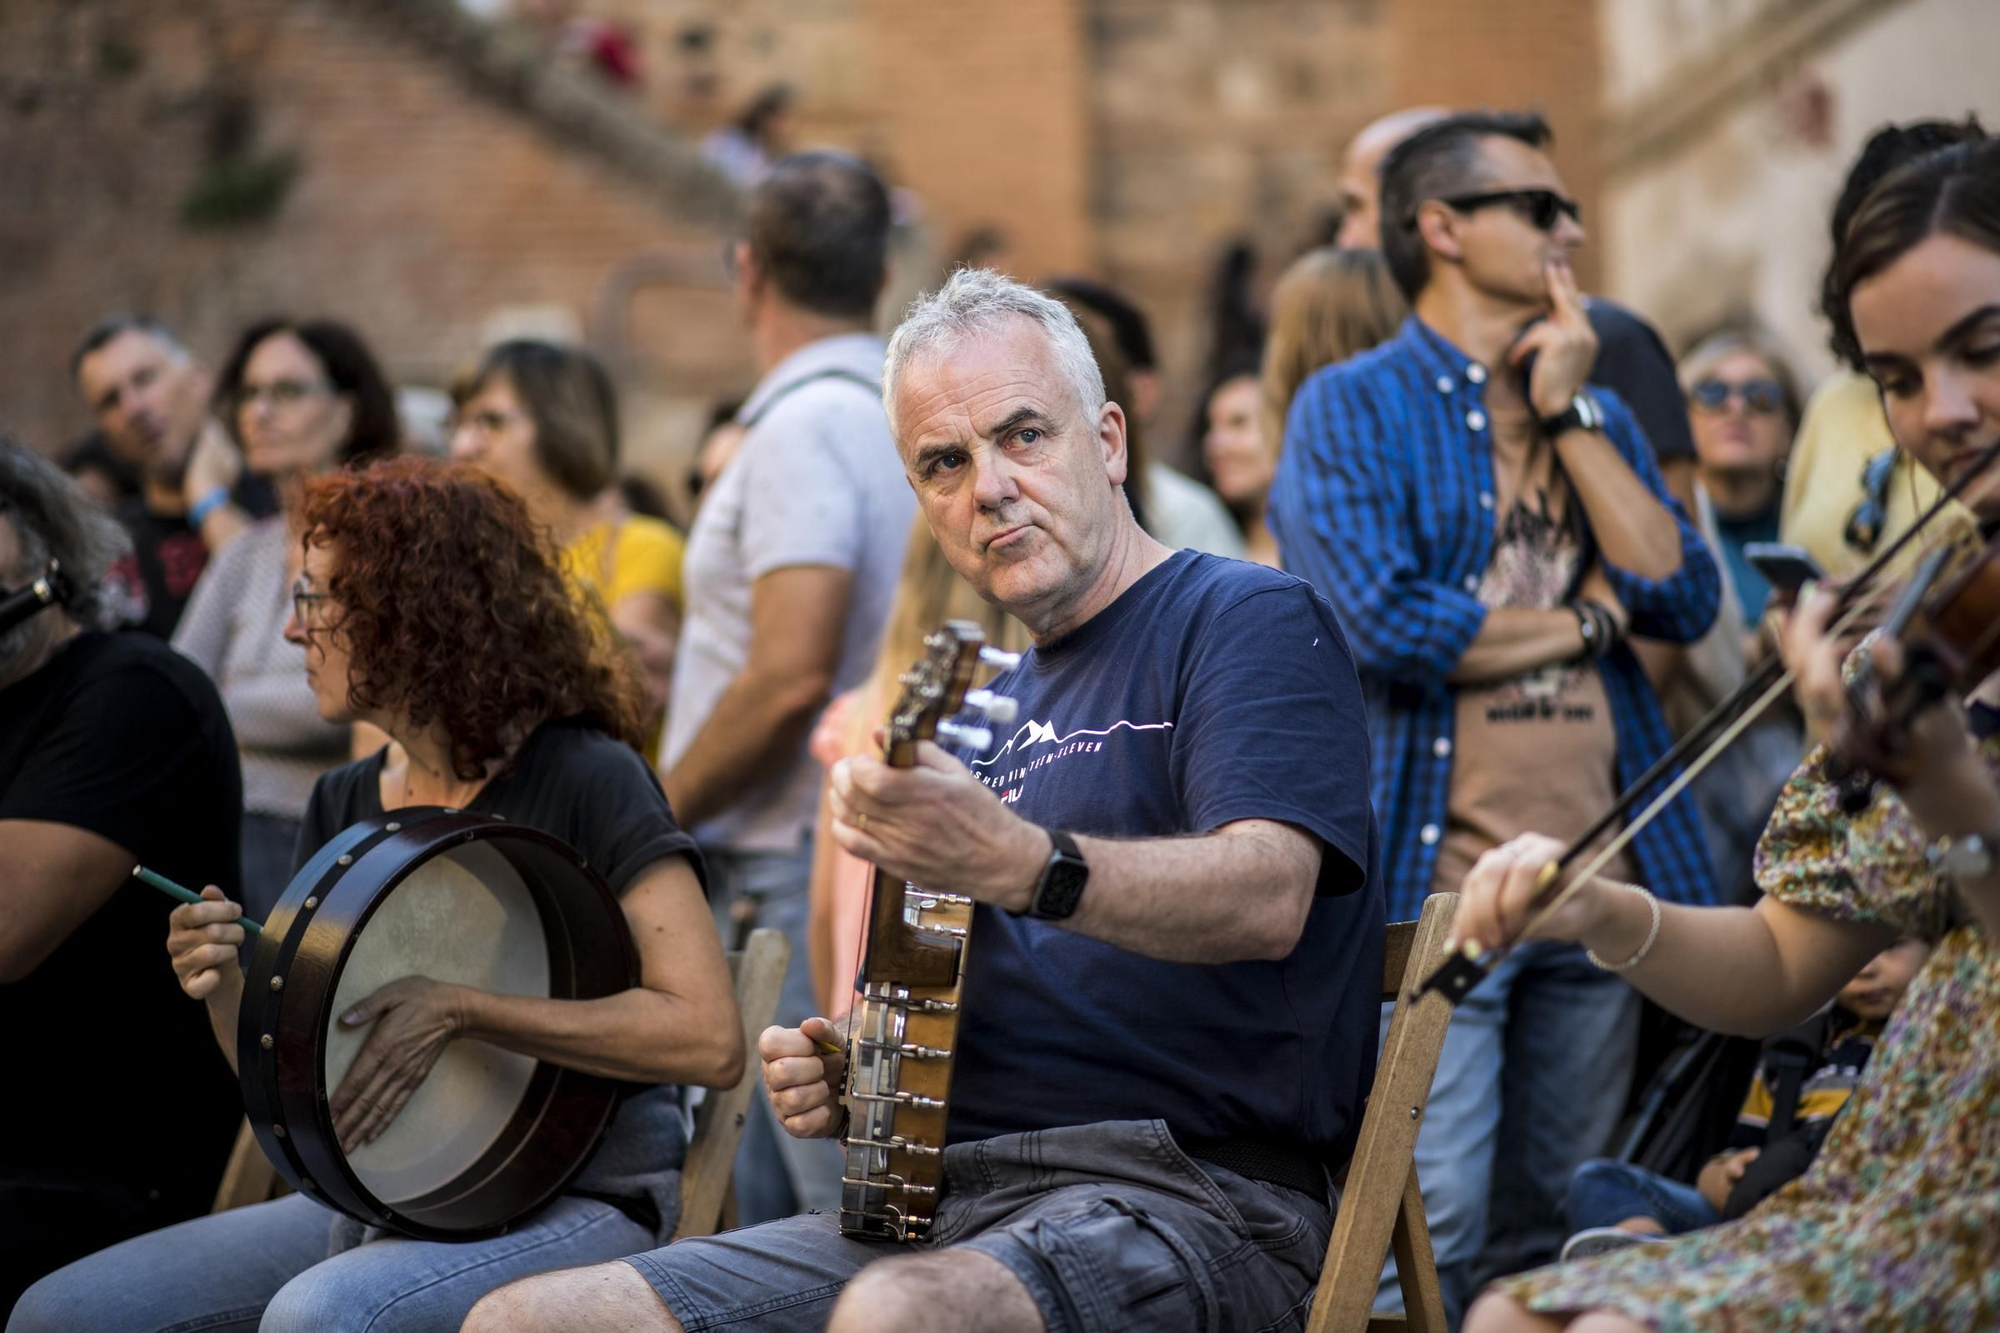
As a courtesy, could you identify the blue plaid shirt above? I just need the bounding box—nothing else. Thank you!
[1269,317,1721,922]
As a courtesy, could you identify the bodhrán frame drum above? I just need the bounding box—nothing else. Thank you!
[238,809,636,1239]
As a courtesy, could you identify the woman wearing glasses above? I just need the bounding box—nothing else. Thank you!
[170,317,401,920]
[12,458,741,1333]
[1677,329,1803,646]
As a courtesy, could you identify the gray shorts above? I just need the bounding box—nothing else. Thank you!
[626,1119,1334,1333]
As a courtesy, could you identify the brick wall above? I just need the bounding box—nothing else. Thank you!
[0,0,745,483]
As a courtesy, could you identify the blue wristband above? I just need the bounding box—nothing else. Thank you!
[189,485,231,527]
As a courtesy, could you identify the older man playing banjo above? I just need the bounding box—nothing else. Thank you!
[468,270,1383,1333]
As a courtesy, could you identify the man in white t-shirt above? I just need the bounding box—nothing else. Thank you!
[661,151,916,1222]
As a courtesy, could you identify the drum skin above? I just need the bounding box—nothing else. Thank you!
[238,810,637,1239]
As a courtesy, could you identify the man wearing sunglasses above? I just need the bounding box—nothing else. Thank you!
[1271,109,1721,1324]
[1336,108,1701,513]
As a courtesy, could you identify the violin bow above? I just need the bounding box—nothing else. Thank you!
[1416,436,2000,1004]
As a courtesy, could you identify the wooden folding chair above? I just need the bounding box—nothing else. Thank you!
[1306,891,1458,1333]
[211,1115,285,1214]
[672,925,790,1240]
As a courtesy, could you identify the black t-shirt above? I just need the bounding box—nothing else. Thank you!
[297,719,704,1239]
[297,720,702,897]
[948,552,1384,1164]
[1586,298,1697,467]
[0,631,244,1212]
[109,501,209,639]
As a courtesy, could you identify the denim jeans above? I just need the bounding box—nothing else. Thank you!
[1374,939,1639,1328]
[1564,1158,1720,1235]
[703,840,845,1225]
[7,1192,653,1333]
[628,1119,1333,1333]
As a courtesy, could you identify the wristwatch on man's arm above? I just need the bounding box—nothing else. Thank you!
[1538,391,1607,440]
[1014,828,1091,920]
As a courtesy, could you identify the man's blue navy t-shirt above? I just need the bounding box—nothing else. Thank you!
[945,550,1384,1166]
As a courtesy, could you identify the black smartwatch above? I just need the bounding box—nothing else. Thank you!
[1021,828,1090,920]
[1537,391,1606,440]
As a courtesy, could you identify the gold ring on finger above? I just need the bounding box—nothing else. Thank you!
[855,811,868,833]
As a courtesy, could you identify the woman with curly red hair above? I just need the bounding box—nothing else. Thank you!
[15,459,743,1333]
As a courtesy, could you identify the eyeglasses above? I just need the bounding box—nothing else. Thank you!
[1689,378,1787,416]
[1423,188,1583,233]
[235,380,333,413]
[290,577,334,629]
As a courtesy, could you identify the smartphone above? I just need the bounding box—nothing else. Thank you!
[1743,542,1825,595]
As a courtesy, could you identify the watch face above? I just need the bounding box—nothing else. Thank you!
[1034,857,1090,919]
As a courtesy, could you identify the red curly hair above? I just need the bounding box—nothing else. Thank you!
[299,457,646,779]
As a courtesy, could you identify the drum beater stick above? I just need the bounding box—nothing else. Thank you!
[131,865,264,936]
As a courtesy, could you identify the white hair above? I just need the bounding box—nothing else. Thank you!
[881,268,1106,436]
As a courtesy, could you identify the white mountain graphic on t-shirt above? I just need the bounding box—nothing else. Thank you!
[970,717,1173,767]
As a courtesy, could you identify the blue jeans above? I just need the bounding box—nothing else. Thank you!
[1374,939,1639,1328]
[628,1120,1333,1333]
[7,1192,652,1333]
[703,840,844,1225]
[1565,1158,1720,1235]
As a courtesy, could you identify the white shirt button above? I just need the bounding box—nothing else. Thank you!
[1467,410,1487,431]
[1462,574,1479,591]
[1433,737,1452,757]
[1479,491,1495,510]
[1467,363,1488,384]
[1436,375,1454,394]
[1420,823,1441,845]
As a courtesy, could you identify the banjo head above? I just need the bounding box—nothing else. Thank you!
[239,810,636,1239]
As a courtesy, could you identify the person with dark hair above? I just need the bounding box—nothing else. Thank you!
[1782,117,1986,580]
[0,437,242,1318]
[57,429,139,509]
[662,150,915,1223]
[1336,109,1702,511]
[1043,276,1247,558]
[1272,108,1720,1320]
[70,314,264,635]
[171,317,401,921]
[1459,134,2000,1333]
[701,82,795,186]
[451,339,684,739]
[1198,351,1277,562]
[13,457,740,1333]
[685,395,746,510]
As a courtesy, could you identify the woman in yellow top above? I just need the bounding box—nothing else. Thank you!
[451,341,682,749]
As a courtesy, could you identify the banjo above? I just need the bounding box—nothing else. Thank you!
[237,809,636,1239]
[839,621,1018,1241]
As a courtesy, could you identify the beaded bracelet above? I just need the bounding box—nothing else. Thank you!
[1585,881,1661,972]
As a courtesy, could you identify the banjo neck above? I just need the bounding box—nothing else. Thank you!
[837,622,1015,1242]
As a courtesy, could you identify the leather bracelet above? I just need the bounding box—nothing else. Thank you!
[1585,882,1661,972]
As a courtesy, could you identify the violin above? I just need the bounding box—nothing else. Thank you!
[1416,438,2000,1005]
[1825,523,2000,811]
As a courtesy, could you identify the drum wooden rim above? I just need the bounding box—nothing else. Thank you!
[238,809,636,1239]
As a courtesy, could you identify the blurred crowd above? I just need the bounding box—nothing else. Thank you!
[2,87,1996,1333]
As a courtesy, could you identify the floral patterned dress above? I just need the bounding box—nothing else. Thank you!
[1492,740,2000,1331]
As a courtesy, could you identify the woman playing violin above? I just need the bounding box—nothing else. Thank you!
[1462,139,2000,1332]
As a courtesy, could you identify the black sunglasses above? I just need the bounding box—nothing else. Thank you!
[1422,188,1582,233]
[1690,378,1786,416]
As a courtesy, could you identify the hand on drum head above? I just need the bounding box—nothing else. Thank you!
[330,975,470,1153]
[166,886,248,1002]
[760,1016,848,1140]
